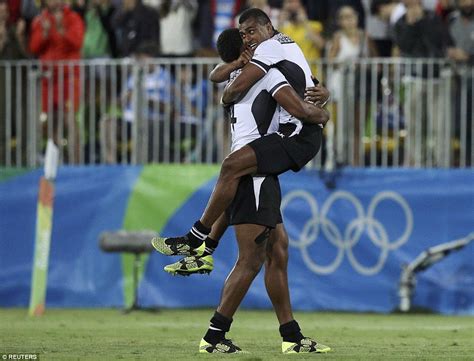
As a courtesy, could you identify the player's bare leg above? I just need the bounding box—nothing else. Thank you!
[265,223,331,354]
[152,145,257,256]
[199,223,269,354]
[200,146,258,228]
[217,223,269,317]
[265,223,293,324]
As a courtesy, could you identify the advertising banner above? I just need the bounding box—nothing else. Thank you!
[1,166,473,314]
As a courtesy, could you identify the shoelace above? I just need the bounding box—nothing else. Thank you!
[219,339,240,350]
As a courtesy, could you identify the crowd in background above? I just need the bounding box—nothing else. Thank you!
[0,0,472,166]
[0,0,472,65]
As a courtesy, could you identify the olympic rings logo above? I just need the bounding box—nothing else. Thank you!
[281,190,413,275]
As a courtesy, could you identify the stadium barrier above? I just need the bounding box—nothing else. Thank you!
[0,58,472,168]
[1,165,473,314]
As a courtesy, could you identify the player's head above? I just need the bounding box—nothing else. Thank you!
[238,8,274,48]
[216,28,243,63]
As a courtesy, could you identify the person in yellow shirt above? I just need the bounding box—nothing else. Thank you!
[278,0,325,75]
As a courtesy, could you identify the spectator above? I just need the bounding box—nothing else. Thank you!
[371,0,407,28]
[279,0,325,75]
[435,0,457,20]
[393,0,452,57]
[101,42,173,163]
[159,0,197,57]
[194,0,215,55]
[0,0,26,58]
[212,0,245,47]
[113,0,160,57]
[328,5,376,165]
[328,5,376,96]
[327,0,366,31]
[21,0,40,22]
[174,63,208,161]
[0,0,28,165]
[392,0,454,166]
[29,0,84,162]
[448,0,474,63]
[448,0,473,166]
[82,0,118,58]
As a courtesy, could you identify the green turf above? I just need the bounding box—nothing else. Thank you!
[0,309,473,360]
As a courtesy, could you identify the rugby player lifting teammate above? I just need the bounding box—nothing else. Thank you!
[167,27,331,354]
[152,8,330,263]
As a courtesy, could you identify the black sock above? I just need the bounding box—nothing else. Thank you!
[279,320,304,343]
[204,311,232,344]
[202,237,219,256]
[187,220,211,248]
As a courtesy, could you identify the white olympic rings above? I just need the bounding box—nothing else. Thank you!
[281,190,413,275]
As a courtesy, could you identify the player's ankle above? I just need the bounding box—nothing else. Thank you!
[187,220,211,248]
[280,320,304,342]
[204,311,232,344]
[203,237,219,256]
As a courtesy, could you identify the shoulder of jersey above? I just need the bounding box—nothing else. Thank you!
[272,32,295,45]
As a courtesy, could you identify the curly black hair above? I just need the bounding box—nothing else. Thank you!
[216,28,243,63]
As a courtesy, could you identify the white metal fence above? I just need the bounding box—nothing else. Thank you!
[0,58,472,168]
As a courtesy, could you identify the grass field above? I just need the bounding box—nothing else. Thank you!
[1,309,473,360]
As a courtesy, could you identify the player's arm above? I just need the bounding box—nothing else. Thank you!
[273,85,329,126]
[221,62,265,104]
[222,39,282,104]
[210,47,254,83]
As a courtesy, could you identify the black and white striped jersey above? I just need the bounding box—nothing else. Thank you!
[229,68,289,152]
[251,32,314,137]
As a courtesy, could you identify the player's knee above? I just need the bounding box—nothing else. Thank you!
[220,153,241,180]
[236,252,265,275]
[266,230,288,268]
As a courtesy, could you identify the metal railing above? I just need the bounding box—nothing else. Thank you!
[0,58,472,168]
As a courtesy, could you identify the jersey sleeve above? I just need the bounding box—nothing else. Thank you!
[264,69,290,97]
[250,39,285,74]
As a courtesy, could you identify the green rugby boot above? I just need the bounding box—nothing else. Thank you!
[151,236,205,256]
[282,337,331,354]
[199,338,245,354]
[164,255,214,276]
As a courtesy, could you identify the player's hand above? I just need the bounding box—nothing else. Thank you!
[304,83,330,106]
[235,45,254,68]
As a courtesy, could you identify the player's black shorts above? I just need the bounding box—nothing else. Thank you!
[248,124,322,175]
[226,174,282,228]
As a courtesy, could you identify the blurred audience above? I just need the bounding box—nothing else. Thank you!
[279,0,325,75]
[0,0,28,165]
[392,0,454,166]
[159,0,197,57]
[29,0,84,162]
[328,5,376,165]
[82,0,118,58]
[435,0,457,19]
[447,0,474,64]
[112,0,159,57]
[371,0,406,27]
[0,0,472,167]
[448,0,473,165]
[101,42,172,163]
[392,0,452,57]
[0,0,27,58]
